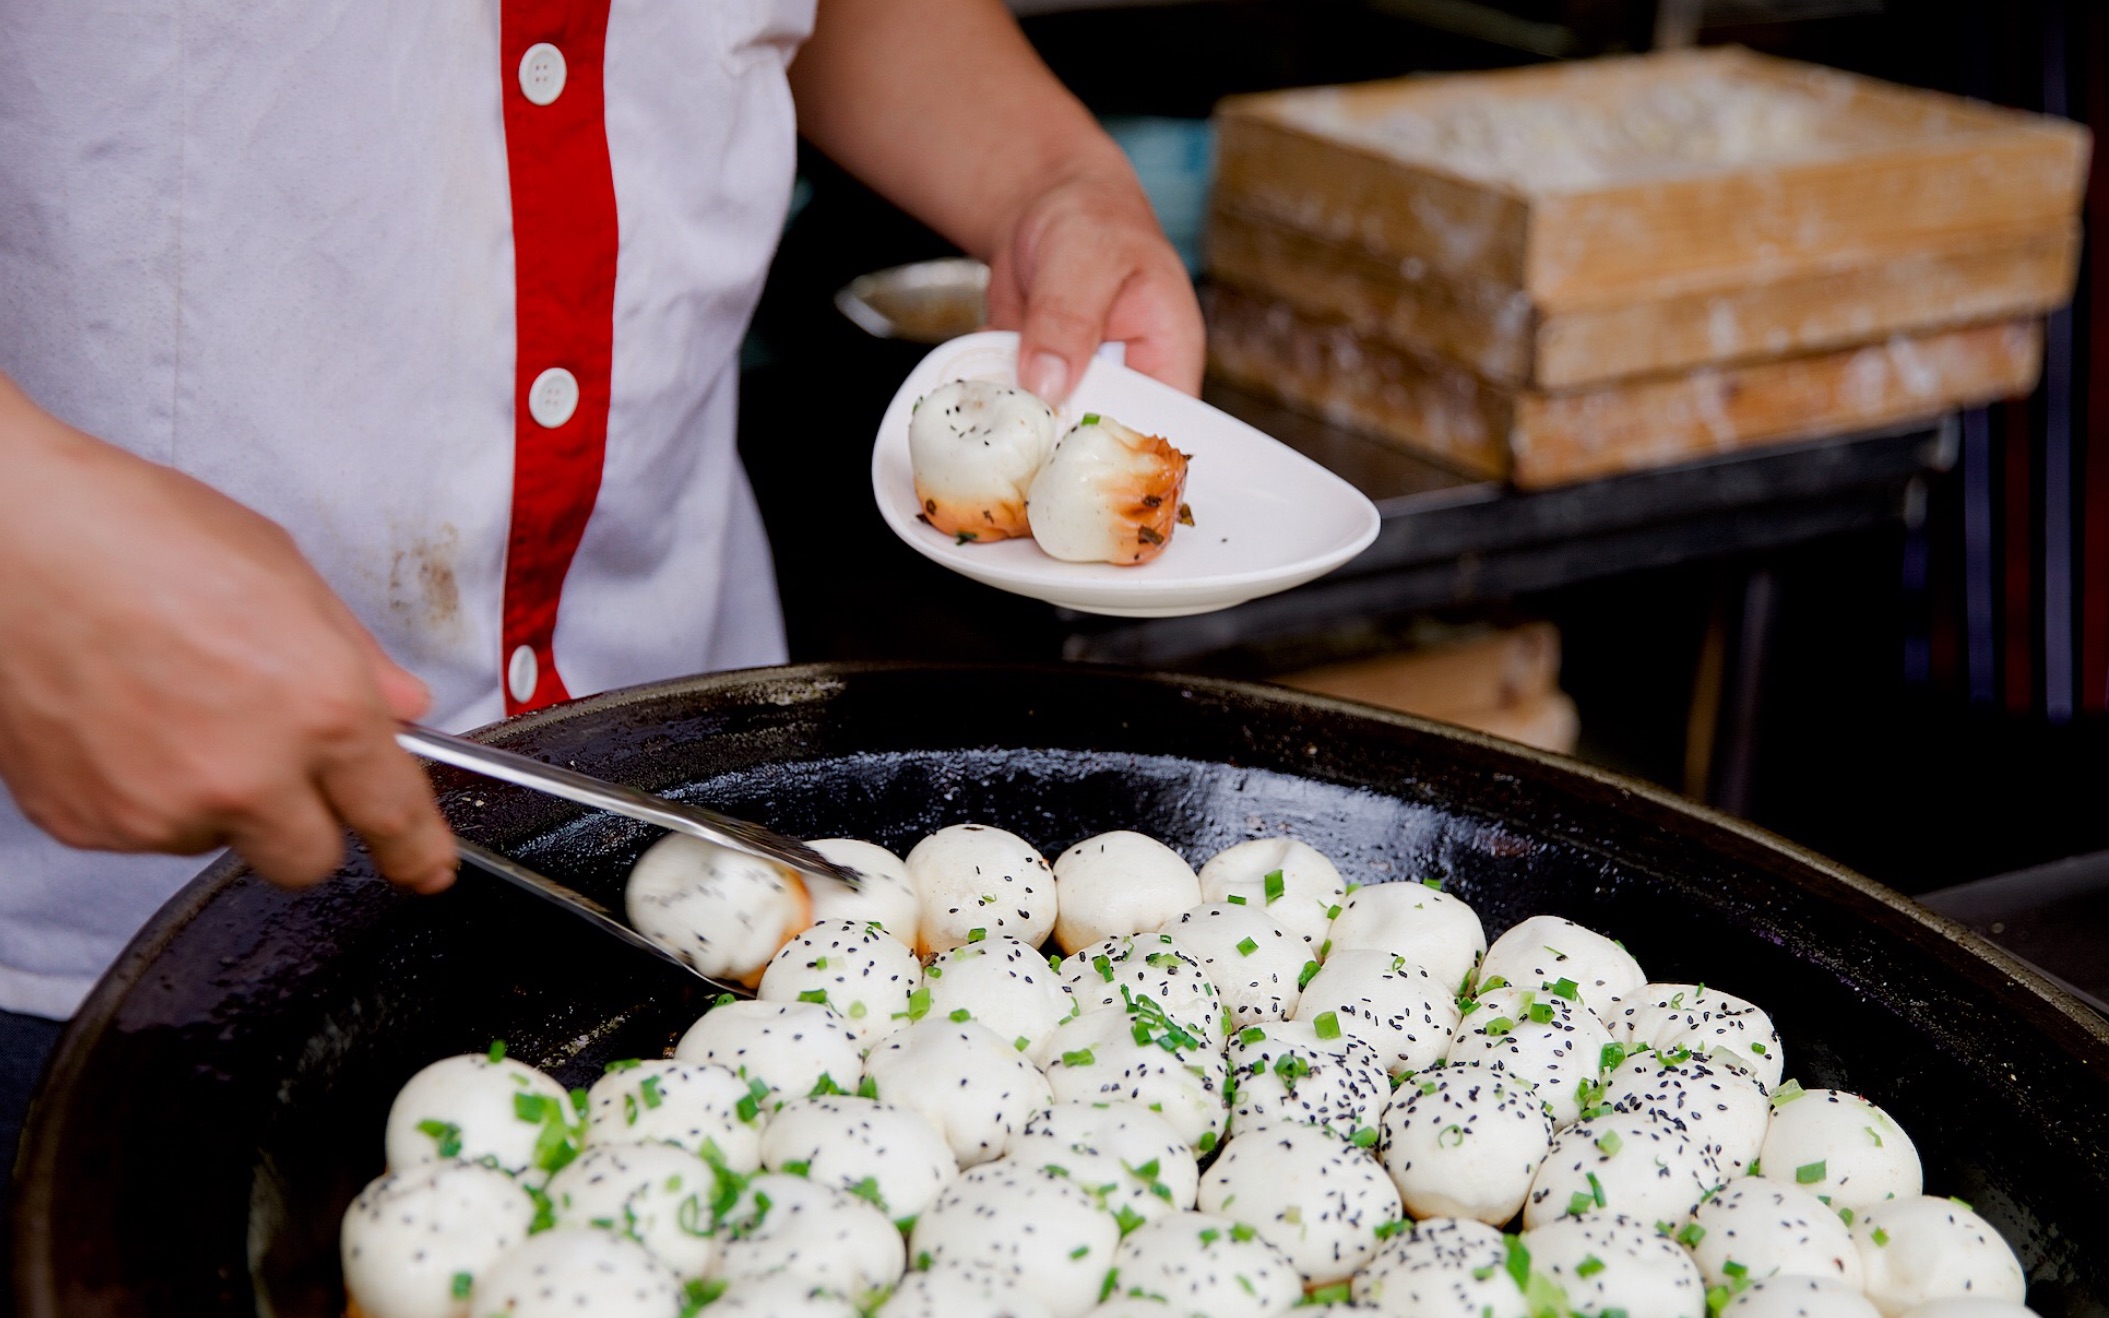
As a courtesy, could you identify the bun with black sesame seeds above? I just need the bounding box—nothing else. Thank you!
[876,1264,1057,1318]
[1604,982,1784,1090]
[1476,915,1645,1021]
[1758,1088,1922,1212]
[381,1052,573,1179]
[758,918,925,1044]
[545,1142,721,1278]
[1377,1060,1552,1226]
[1197,838,1347,949]
[804,838,922,951]
[1223,1019,1390,1143]
[1523,1212,1705,1318]
[1851,1196,2027,1318]
[714,1172,908,1303]
[707,1273,865,1318]
[467,1227,683,1318]
[1293,950,1461,1077]
[1351,1216,1530,1318]
[1728,1277,1886,1318]
[1520,1109,1722,1231]
[1053,831,1201,954]
[909,1161,1124,1318]
[1056,932,1227,1052]
[1196,1120,1404,1285]
[1603,1048,1770,1175]
[1008,1101,1199,1228]
[672,998,864,1114]
[580,1059,761,1171]
[922,934,1078,1057]
[340,1161,535,1318]
[1444,985,1614,1128]
[905,824,1057,957]
[1162,902,1309,1028]
[1111,1209,1303,1318]
[863,1017,1054,1167]
[1325,882,1486,993]
[1038,1007,1230,1155]
[625,832,812,986]
[1691,1179,1864,1291]
[909,379,1059,543]
[757,1094,958,1220]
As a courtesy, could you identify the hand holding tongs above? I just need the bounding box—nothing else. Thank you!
[394,723,863,993]
[394,723,861,889]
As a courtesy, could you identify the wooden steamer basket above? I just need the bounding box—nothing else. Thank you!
[1207,48,2091,487]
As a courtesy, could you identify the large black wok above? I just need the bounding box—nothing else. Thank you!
[14,664,2109,1316]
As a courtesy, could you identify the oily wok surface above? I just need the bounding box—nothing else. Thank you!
[13,663,2109,1317]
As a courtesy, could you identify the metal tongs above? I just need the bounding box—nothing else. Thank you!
[396,722,864,991]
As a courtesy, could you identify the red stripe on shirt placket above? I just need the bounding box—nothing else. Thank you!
[498,0,618,714]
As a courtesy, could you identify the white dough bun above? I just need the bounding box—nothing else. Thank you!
[906,825,1057,956]
[923,934,1078,1056]
[1162,902,1311,1026]
[382,1053,570,1178]
[863,1017,1054,1167]
[1759,1088,1922,1212]
[1197,1121,1404,1285]
[581,1059,761,1171]
[757,917,924,1043]
[1378,1062,1553,1226]
[805,839,922,949]
[1294,949,1460,1076]
[1476,915,1644,1017]
[1197,838,1346,946]
[1112,1210,1304,1318]
[1851,1195,2026,1318]
[626,832,811,985]
[1726,1277,1886,1318]
[1326,883,1486,992]
[672,999,864,1111]
[469,1228,682,1318]
[341,1161,535,1318]
[1351,1216,1531,1318]
[757,1094,957,1220]
[1690,1178,1862,1289]
[878,1265,1057,1318]
[1053,831,1200,953]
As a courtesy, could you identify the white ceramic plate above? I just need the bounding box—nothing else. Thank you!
[871,331,1381,617]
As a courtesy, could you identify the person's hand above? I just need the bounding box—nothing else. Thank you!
[787,0,1199,403]
[984,164,1205,406]
[0,377,457,891]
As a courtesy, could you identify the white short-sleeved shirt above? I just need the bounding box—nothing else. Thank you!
[0,0,812,1017]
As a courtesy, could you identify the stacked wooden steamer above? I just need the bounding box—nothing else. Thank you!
[1206,48,2091,488]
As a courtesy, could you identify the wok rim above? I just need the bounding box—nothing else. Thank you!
[15,659,2109,1315]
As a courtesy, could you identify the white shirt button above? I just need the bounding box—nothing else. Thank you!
[528,367,579,428]
[507,645,540,704]
[518,42,567,106]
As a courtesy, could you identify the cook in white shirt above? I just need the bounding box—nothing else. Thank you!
[0,0,1202,1026]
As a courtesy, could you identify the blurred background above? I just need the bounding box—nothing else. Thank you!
[739,0,2108,1000]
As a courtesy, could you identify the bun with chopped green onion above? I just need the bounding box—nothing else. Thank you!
[341,1160,535,1318]
[1025,414,1190,566]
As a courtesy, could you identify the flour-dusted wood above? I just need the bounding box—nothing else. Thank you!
[1213,47,2091,309]
[1206,48,2084,485]
[1207,207,1539,383]
[1511,320,2042,487]
[1206,286,2043,488]
[1208,207,2080,390]
[1206,286,1511,481]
